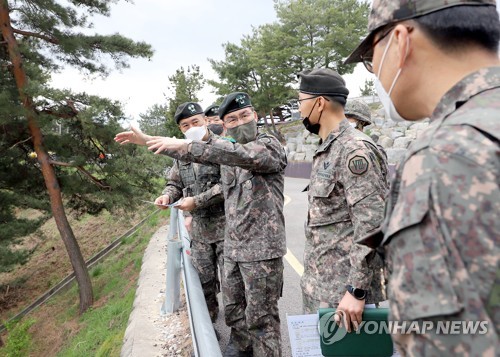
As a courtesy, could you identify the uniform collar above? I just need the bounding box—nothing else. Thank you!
[431,66,500,121]
[316,119,350,154]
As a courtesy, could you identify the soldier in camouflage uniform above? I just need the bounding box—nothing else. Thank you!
[345,0,500,355]
[115,102,225,323]
[297,69,388,333]
[345,99,389,184]
[344,99,372,131]
[142,92,287,357]
[204,104,225,136]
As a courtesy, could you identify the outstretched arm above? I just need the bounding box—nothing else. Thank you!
[114,125,155,146]
[146,135,286,174]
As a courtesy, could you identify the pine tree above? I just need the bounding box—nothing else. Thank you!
[138,104,169,137]
[0,0,162,313]
[165,65,205,138]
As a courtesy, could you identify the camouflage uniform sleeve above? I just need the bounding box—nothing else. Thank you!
[193,183,224,210]
[161,160,183,203]
[162,136,287,174]
[342,146,387,290]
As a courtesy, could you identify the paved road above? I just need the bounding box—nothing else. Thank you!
[215,177,309,356]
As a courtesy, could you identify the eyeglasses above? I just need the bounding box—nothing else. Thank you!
[297,96,330,107]
[360,25,395,73]
[297,96,320,106]
[223,110,254,128]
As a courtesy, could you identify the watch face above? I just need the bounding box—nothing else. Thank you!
[354,288,366,299]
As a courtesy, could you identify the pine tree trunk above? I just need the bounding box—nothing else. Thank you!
[0,1,93,313]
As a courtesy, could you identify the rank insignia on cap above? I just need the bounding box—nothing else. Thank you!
[348,156,369,175]
[235,94,247,106]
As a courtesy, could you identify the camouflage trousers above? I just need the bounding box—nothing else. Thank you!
[223,257,284,357]
[302,293,339,315]
[391,313,499,357]
[190,214,225,323]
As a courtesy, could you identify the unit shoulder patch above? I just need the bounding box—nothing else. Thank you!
[348,155,369,175]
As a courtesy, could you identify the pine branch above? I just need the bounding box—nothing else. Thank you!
[9,136,33,150]
[11,27,59,45]
[50,160,112,190]
[38,102,79,119]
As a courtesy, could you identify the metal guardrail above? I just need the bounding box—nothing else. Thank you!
[162,208,222,357]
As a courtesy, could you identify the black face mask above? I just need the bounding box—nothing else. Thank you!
[207,124,224,135]
[301,99,322,135]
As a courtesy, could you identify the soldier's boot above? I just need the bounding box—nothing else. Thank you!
[224,338,253,357]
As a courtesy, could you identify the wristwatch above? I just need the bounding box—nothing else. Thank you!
[346,285,367,300]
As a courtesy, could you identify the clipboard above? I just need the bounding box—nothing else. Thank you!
[318,308,394,356]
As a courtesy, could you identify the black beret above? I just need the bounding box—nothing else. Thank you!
[298,68,349,104]
[174,102,204,124]
[218,92,252,119]
[204,104,220,117]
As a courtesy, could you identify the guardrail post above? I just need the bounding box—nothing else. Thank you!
[162,208,182,314]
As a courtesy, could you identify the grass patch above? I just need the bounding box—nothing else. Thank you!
[1,318,36,357]
[0,209,170,356]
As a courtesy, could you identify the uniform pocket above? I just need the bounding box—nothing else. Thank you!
[385,178,463,321]
[308,180,349,226]
[310,181,336,198]
[239,170,268,202]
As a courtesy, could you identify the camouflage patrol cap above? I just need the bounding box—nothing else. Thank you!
[344,0,496,64]
[174,102,204,124]
[344,99,372,125]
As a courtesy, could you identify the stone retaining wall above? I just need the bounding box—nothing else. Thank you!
[283,110,430,165]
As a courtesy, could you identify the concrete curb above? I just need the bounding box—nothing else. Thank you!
[121,224,169,357]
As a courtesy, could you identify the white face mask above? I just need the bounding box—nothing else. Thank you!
[374,31,408,122]
[184,126,206,141]
[349,121,357,128]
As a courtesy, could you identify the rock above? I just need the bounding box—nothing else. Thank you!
[391,131,404,140]
[294,153,306,161]
[405,129,417,140]
[376,108,386,118]
[386,148,408,165]
[287,151,296,161]
[393,137,413,149]
[381,128,395,137]
[295,143,303,153]
[367,128,381,137]
[416,129,427,139]
[307,136,321,146]
[397,121,413,128]
[393,126,406,133]
[383,119,397,128]
[302,130,311,140]
[286,142,297,152]
[410,122,430,131]
[378,136,394,149]
[305,149,316,162]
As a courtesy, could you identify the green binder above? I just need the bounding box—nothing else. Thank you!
[318,308,394,357]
